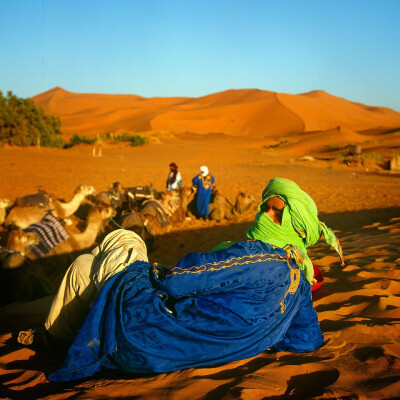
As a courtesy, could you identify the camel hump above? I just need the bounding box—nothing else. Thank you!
[120,212,147,229]
[16,193,51,208]
[140,200,170,227]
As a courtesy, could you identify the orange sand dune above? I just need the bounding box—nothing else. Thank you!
[279,90,400,132]
[266,126,376,156]
[33,87,400,140]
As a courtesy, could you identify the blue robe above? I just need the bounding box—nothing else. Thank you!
[192,173,215,216]
[49,240,323,382]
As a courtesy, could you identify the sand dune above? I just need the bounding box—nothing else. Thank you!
[279,90,400,132]
[33,87,400,141]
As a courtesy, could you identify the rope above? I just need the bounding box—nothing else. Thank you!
[109,217,124,229]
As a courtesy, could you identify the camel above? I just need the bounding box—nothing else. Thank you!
[7,229,40,257]
[49,203,116,255]
[159,190,187,224]
[234,192,258,215]
[1,232,51,306]
[209,190,236,222]
[0,245,27,270]
[0,198,13,225]
[95,181,124,211]
[118,211,155,252]
[140,198,172,235]
[209,191,258,221]
[15,191,53,208]
[139,188,194,235]
[121,184,154,212]
[6,203,114,258]
[5,184,96,229]
[3,204,115,302]
[185,187,236,222]
[178,187,195,218]
[50,184,96,220]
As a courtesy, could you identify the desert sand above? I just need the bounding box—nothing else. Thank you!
[0,89,400,399]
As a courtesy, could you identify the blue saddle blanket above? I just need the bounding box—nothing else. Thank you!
[49,240,323,382]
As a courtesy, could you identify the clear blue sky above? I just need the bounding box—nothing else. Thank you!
[1,0,400,110]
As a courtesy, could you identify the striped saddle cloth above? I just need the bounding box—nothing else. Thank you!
[24,213,70,258]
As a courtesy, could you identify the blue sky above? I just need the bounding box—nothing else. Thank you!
[1,0,400,110]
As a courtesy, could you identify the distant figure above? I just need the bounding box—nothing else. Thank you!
[192,165,215,220]
[92,135,103,157]
[166,162,182,191]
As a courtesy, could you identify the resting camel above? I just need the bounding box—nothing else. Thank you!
[0,198,13,225]
[118,211,155,251]
[1,231,52,306]
[209,190,236,222]
[185,187,236,222]
[139,188,195,235]
[95,181,124,211]
[234,192,258,215]
[5,184,96,229]
[6,203,115,259]
[140,198,172,235]
[178,187,195,219]
[49,203,116,255]
[7,230,40,257]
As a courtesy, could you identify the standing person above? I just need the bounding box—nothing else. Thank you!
[192,165,215,220]
[166,162,182,191]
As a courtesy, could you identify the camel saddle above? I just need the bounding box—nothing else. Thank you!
[122,186,154,211]
[15,191,54,208]
[140,200,169,227]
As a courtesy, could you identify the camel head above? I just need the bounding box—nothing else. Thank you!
[179,186,194,200]
[0,198,13,209]
[109,181,125,196]
[0,198,13,225]
[75,184,96,197]
[87,203,117,223]
[234,192,258,214]
[7,230,40,256]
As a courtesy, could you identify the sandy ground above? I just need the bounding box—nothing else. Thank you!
[1,137,400,399]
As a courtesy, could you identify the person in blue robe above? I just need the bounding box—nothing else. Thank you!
[19,178,344,383]
[191,165,215,220]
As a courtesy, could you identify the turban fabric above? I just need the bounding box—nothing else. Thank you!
[247,177,344,283]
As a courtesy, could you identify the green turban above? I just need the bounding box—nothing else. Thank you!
[246,177,344,283]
